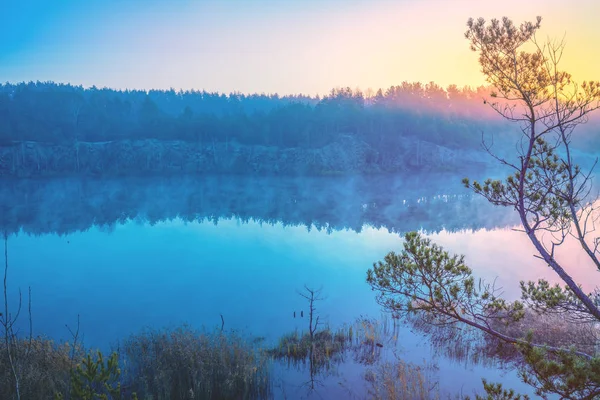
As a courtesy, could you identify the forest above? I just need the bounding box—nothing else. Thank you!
[0,81,501,147]
[0,81,598,176]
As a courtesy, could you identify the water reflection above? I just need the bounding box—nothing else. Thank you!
[429,227,600,297]
[0,173,517,236]
[4,173,597,398]
[5,218,540,397]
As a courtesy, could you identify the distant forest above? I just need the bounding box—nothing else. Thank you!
[0,81,519,150]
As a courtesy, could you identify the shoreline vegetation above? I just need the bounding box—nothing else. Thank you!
[1,309,590,399]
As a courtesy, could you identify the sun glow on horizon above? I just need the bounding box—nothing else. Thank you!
[0,0,598,95]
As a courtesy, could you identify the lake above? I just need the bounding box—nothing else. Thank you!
[2,173,598,399]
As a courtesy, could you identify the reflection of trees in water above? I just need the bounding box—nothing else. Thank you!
[0,174,517,236]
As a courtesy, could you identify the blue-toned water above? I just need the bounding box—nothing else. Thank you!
[3,173,598,398]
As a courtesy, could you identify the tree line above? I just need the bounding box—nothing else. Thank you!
[0,81,514,151]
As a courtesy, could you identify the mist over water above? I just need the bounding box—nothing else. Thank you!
[0,172,516,236]
[5,171,598,398]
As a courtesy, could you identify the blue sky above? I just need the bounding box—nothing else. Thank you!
[2,0,599,94]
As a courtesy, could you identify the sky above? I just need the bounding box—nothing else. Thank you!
[1,0,599,95]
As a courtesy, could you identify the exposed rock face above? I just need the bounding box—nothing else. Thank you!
[0,137,490,177]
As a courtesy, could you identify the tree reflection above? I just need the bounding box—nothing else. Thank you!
[0,174,517,237]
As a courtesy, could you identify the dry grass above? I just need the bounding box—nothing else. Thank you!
[269,315,404,372]
[121,325,271,400]
[268,328,349,375]
[350,316,401,365]
[488,310,600,359]
[357,316,440,400]
[409,308,600,368]
[1,326,271,400]
[0,317,452,400]
[0,336,81,400]
[364,359,439,400]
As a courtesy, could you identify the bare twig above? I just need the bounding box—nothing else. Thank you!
[3,232,20,400]
[65,313,81,397]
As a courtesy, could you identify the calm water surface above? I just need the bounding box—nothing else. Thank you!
[4,174,598,398]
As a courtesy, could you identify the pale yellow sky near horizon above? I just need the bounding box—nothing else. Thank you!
[2,0,599,95]
[335,0,600,93]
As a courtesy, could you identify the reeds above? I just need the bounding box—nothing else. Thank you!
[0,337,78,399]
[0,316,448,400]
[364,359,439,400]
[268,327,349,374]
[0,326,271,400]
[121,325,272,400]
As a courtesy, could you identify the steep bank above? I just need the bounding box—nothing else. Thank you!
[0,137,490,177]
